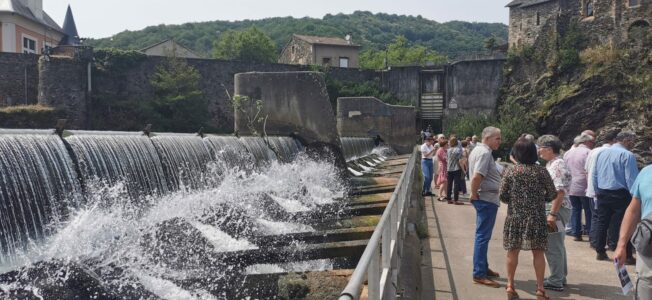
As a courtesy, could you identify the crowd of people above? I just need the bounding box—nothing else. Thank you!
[420,126,651,300]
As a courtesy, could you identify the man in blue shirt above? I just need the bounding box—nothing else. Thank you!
[615,164,652,299]
[592,132,639,263]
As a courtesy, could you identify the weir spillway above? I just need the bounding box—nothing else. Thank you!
[0,129,410,299]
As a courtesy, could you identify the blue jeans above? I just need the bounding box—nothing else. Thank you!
[472,200,499,278]
[570,195,592,237]
[421,159,433,194]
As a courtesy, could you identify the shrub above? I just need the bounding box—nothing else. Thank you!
[149,56,209,132]
[497,102,536,159]
[94,48,146,73]
[580,44,621,67]
[444,113,495,138]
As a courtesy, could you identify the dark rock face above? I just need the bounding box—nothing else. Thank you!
[499,21,652,166]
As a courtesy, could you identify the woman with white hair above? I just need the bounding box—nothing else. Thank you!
[537,134,572,292]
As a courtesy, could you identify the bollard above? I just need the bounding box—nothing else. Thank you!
[142,124,152,137]
[54,119,67,137]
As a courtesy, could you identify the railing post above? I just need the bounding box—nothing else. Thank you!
[382,221,391,268]
[368,244,381,300]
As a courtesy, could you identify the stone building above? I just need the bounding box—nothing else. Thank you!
[140,39,201,59]
[278,34,360,68]
[0,0,80,54]
[507,0,652,48]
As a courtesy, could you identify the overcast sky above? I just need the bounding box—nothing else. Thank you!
[44,0,509,39]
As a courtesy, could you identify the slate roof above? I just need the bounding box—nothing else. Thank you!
[506,0,555,8]
[0,0,63,33]
[61,5,79,45]
[293,34,360,47]
[506,0,526,7]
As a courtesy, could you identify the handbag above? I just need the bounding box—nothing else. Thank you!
[631,212,652,259]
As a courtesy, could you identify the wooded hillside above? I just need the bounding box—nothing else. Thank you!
[87,11,508,57]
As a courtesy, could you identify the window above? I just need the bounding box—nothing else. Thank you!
[291,45,295,54]
[629,0,640,7]
[22,36,37,54]
[586,1,594,17]
[322,57,331,66]
[339,57,349,68]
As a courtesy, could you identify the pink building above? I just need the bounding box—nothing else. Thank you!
[0,0,78,54]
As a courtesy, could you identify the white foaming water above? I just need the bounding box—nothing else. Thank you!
[372,146,395,158]
[192,222,257,252]
[348,168,363,176]
[246,259,333,275]
[256,219,313,235]
[135,272,217,300]
[268,194,310,213]
[2,152,347,298]
[357,163,374,172]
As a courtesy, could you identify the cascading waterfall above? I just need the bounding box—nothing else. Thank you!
[340,137,376,161]
[66,131,170,199]
[150,134,213,190]
[202,135,301,168]
[263,136,303,162]
[203,135,255,170]
[0,131,83,265]
[0,130,349,299]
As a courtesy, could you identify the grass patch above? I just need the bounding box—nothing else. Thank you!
[0,105,58,128]
[0,104,55,114]
[580,44,622,79]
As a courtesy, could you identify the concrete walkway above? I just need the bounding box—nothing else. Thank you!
[421,194,635,300]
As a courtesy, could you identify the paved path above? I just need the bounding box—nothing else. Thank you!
[421,193,636,300]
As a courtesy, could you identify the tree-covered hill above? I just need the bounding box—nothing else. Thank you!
[87,11,508,57]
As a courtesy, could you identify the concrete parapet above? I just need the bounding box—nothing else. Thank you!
[234,71,345,167]
[336,97,416,154]
[444,59,505,118]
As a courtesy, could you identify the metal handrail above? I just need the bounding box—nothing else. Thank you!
[339,148,419,300]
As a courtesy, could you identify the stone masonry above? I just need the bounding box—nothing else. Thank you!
[0,53,39,106]
[507,0,652,48]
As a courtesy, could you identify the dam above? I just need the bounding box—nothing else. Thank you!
[0,72,420,299]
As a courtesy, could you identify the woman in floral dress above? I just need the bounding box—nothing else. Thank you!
[500,137,557,300]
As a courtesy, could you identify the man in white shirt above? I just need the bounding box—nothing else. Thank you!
[585,130,617,249]
[421,136,437,196]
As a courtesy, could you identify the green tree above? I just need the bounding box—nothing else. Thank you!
[149,55,208,132]
[484,36,497,53]
[212,27,277,63]
[359,35,447,69]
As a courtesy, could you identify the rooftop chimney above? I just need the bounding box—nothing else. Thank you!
[24,0,43,20]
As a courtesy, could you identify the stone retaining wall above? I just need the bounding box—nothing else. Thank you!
[0,53,39,106]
